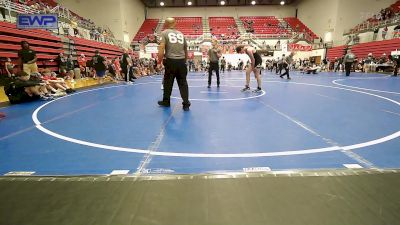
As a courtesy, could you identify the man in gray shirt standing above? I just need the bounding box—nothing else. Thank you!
[207,39,222,88]
[157,17,190,111]
[344,49,355,76]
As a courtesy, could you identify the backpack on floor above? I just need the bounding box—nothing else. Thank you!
[4,82,21,104]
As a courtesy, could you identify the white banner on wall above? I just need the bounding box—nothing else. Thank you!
[145,43,159,54]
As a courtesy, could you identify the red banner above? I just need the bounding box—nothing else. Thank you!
[288,43,312,51]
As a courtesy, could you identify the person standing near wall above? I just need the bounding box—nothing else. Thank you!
[382,26,388,40]
[343,49,355,76]
[92,50,107,84]
[373,27,379,41]
[18,41,38,76]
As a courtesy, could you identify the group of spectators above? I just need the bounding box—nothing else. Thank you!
[284,51,400,76]
[0,41,166,105]
[1,41,76,105]
[327,52,399,75]
[371,8,396,22]
[54,51,160,83]
[210,24,239,40]
[349,3,400,35]
[0,0,119,46]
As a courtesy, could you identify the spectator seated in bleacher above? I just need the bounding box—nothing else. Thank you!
[376,53,395,72]
[393,24,400,38]
[65,54,76,80]
[55,53,67,76]
[363,53,376,73]
[78,54,88,77]
[4,71,51,104]
[40,69,75,94]
[5,57,15,78]
[108,58,123,81]
[1,3,7,22]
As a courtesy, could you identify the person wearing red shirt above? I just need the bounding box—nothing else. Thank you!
[78,54,88,77]
[113,57,122,80]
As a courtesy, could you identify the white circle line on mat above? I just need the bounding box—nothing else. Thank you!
[332,78,400,95]
[32,81,400,158]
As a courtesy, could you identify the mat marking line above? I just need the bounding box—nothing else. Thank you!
[257,100,376,168]
[32,81,400,158]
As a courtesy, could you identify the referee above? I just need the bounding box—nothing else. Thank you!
[157,17,191,111]
[207,39,221,88]
[343,49,355,76]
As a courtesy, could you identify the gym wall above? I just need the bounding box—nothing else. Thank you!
[296,0,398,43]
[58,0,145,42]
[146,5,296,19]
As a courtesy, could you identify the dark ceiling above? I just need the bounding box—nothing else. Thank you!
[141,0,297,8]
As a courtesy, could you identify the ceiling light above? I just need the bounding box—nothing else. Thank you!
[280,1,285,5]
[251,1,256,5]
[220,1,226,5]
[160,1,165,6]
[188,1,192,5]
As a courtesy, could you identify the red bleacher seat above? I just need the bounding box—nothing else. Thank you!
[162,17,203,37]
[351,39,400,58]
[70,36,124,59]
[240,16,289,35]
[326,46,347,60]
[133,19,159,42]
[209,17,239,38]
[284,17,318,39]
[327,39,400,60]
[0,21,62,72]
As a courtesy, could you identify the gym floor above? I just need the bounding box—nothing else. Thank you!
[1,70,399,225]
[0,71,399,175]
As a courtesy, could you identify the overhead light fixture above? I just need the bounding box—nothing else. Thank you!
[280,1,285,5]
[251,1,256,5]
[220,1,226,5]
[188,1,192,5]
[160,1,165,6]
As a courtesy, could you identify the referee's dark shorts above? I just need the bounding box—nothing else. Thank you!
[163,58,190,107]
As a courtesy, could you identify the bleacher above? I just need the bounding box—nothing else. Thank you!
[240,16,289,35]
[284,17,318,39]
[0,19,125,75]
[327,38,400,60]
[351,38,400,58]
[390,0,400,13]
[133,19,159,42]
[348,0,400,34]
[209,17,238,38]
[326,45,347,60]
[70,36,124,59]
[0,21,62,72]
[163,17,203,36]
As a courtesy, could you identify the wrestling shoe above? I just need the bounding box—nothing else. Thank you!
[241,86,250,92]
[158,101,170,107]
[252,87,262,93]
